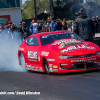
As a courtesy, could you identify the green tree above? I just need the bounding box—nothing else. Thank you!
[83,0,100,17]
[22,0,50,20]
[53,0,84,20]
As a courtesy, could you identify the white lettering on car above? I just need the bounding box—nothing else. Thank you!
[61,45,95,53]
[71,57,96,62]
[41,51,49,56]
[18,47,24,51]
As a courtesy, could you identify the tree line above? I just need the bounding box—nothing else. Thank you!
[22,0,100,20]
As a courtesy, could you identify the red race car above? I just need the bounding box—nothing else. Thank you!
[18,31,100,74]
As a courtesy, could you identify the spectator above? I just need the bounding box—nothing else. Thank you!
[56,19,63,31]
[78,8,87,18]
[68,20,74,31]
[7,21,12,29]
[68,20,74,32]
[62,18,68,30]
[22,21,29,40]
[73,11,95,42]
[96,15,100,33]
[52,21,56,31]
[37,21,43,33]
[18,21,23,34]
[30,19,38,34]
[44,17,52,32]
[92,17,99,33]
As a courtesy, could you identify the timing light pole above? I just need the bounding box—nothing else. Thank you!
[34,0,37,21]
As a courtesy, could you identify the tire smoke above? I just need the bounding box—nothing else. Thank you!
[0,29,26,72]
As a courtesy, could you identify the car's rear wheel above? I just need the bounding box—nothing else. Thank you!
[19,52,26,70]
[44,59,50,74]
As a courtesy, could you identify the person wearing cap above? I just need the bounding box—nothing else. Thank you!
[92,17,99,33]
[73,10,95,42]
[80,8,83,12]
[75,12,78,19]
[62,18,68,30]
[96,15,100,33]
[30,19,38,34]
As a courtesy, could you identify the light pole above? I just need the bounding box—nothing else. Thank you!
[50,0,54,20]
[15,0,17,7]
[34,0,37,21]
[86,0,89,17]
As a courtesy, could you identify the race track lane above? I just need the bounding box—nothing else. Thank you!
[0,70,100,100]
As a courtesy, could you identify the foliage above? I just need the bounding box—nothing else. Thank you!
[37,13,48,20]
[22,0,100,20]
[66,20,72,24]
[22,0,50,20]
[83,0,100,17]
[53,0,84,20]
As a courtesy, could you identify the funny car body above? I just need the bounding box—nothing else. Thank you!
[18,31,100,74]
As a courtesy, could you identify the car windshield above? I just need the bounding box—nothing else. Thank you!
[40,32,84,45]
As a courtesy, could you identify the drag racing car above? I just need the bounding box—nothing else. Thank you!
[18,31,100,74]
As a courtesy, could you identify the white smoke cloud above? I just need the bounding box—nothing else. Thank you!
[0,29,26,72]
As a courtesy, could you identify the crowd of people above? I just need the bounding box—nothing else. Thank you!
[1,8,100,43]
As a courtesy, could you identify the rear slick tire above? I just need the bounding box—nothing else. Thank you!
[20,52,26,70]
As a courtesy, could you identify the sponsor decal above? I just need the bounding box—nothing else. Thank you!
[49,68,53,72]
[52,39,77,45]
[49,64,53,68]
[27,51,37,59]
[25,63,27,67]
[49,64,58,72]
[47,58,55,62]
[59,41,82,49]
[71,57,96,63]
[28,59,37,62]
[53,65,58,68]
[25,65,43,72]
[18,47,24,51]
[38,56,40,62]
[61,45,95,53]
[26,68,30,70]
[32,66,43,72]
[53,69,58,72]
[27,65,31,68]
[41,51,49,56]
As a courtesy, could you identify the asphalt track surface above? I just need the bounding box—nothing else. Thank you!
[0,70,100,100]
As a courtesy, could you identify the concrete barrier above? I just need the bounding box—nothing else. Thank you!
[94,33,100,47]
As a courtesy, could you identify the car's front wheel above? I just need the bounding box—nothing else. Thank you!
[44,59,50,74]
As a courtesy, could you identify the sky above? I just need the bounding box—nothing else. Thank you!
[22,0,27,4]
